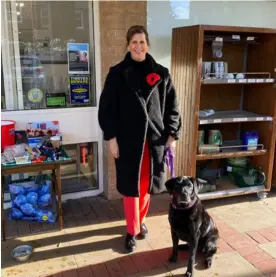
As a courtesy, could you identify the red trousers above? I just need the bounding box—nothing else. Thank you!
[123,141,151,236]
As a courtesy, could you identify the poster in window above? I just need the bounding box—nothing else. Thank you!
[67,43,89,74]
[69,75,90,104]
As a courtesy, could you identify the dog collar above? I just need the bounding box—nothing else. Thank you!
[170,197,198,210]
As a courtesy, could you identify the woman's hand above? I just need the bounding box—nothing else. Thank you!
[109,137,119,159]
[166,135,176,151]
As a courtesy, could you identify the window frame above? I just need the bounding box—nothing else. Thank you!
[75,9,84,30]
[40,7,49,28]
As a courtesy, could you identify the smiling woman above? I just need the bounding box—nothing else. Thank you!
[98,25,182,252]
[126,25,149,62]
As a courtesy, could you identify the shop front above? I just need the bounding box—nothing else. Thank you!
[1,0,147,204]
[1,1,275,205]
[1,1,103,203]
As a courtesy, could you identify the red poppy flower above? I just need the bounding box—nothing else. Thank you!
[146,73,161,86]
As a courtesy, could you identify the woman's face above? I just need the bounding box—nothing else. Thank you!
[128,33,149,62]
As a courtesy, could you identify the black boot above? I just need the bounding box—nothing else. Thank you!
[125,233,136,253]
[137,223,148,239]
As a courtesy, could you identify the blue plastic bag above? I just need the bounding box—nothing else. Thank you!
[38,193,51,207]
[9,185,25,196]
[26,192,38,205]
[9,175,56,223]
[10,208,23,219]
[20,203,36,215]
[38,182,51,197]
[14,195,27,207]
[35,209,56,223]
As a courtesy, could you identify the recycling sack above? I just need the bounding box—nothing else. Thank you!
[9,174,57,223]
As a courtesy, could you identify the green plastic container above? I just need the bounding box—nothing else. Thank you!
[228,168,266,188]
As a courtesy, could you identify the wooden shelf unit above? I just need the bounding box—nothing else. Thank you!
[171,25,276,200]
[273,146,276,188]
[196,149,267,161]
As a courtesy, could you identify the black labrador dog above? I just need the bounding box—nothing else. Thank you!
[165,176,219,277]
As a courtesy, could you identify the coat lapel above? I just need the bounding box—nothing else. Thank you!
[122,52,165,138]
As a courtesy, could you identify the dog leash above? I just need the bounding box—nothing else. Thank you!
[165,147,175,178]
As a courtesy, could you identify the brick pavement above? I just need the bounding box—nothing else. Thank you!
[2,192,276,277]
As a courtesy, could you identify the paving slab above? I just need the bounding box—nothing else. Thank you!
[259,242,276,259]
[167,252,265,277]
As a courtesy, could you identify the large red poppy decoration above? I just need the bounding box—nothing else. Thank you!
[146,73,161,86]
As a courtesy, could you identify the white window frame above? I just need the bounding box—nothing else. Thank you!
[75,9,84,30]
[40,7,49,28]
[1,1,24,110]
[16,5,23,24]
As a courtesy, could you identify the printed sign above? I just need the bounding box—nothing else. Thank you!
[67,43,89,74]
[27,88,43,103]
[46,93,66,107]
[69,75,90,104]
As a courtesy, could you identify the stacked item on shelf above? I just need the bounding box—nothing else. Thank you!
[197,129,222,154]
[9,174,57,223]
[197,117,262,155]
[1,139,69,166]
[196,160,217,193]
[225,157,266,188]
[1,121,69,166]
[202,66,274,84]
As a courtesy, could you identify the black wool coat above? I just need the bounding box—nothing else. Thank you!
[98,52,181,197]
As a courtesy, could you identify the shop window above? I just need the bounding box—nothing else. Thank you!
[2,1,96,111]
[61,142,98,194]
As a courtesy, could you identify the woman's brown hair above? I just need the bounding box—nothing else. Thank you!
[126,25,150,46]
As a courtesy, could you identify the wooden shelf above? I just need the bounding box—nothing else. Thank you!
[199,177,266,201]
[202,78,274,85]
[171,24,276,198]
[197,149,267,161]
[199,110,273,125]
[204,35,259,44]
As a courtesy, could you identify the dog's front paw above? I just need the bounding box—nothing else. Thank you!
[169,254,178,263]
[205,257,213,268]
[184,272,193,277]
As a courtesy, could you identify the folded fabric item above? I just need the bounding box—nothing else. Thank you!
[197,177,216,193]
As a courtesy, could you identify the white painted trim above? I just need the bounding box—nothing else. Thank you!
[1,1,18,110]
[10,1,24,110]
[92,1,104,195]
[2,106,97,116]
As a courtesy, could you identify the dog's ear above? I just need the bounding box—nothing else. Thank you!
[165,178,176,194]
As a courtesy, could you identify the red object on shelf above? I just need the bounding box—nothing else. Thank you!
[1,120,16,152]
[81,145,87,164]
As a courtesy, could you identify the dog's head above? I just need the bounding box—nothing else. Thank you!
[165,176,202,208]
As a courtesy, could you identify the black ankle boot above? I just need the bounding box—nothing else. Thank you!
[125,233,136,253]
[137,223,148,239]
